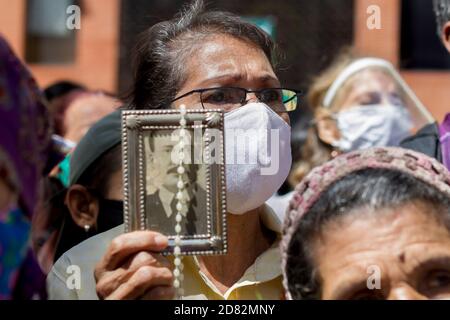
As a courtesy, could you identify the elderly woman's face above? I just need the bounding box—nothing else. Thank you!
[172,34,289,124]
[312,202,450,300]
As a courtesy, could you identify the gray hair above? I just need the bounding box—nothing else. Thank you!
[127,0,275,110]
[433,0,450,38]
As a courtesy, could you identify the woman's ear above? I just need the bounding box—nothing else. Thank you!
[315,108,341,146]
[443,21,450,54]
[65,185,99,230]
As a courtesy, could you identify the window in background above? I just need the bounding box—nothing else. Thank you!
[401,0,450,70]
[25,0,77,64]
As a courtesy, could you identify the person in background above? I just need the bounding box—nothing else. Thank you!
[282,147,450,300]
[32,111,124,274]
[0,35,53,300]
[44,80,86,106]
[45,81,121,146]
[44,81,87,142]
[33,86,121,274]
[291,52,434,186]
[401,0,450,170]
[268,51,435,220]
[61,92,122,144]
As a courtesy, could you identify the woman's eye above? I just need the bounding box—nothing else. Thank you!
[388,93,404,106]
[425,270,450,290]
[354,92,380,106]
[204,91,226,104]
[349,289,384,300]
[261,89,281,103]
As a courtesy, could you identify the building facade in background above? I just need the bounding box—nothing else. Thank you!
[0,0,448,121]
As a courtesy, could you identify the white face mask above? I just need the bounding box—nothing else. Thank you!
[332,104,413,152]
[224,103,292,215]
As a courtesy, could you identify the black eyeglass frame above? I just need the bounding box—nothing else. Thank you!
[170,86,304,112]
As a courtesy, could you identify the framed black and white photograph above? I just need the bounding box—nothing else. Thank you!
[121,109,227,255]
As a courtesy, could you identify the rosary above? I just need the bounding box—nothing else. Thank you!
[173,105,188,299]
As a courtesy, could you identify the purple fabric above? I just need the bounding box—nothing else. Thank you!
[0,35,52,299]
[439,113,450,171]
[0,34,52,219]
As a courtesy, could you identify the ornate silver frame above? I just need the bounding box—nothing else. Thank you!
[121,109,227,255]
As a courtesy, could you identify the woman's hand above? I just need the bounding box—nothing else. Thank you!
[94,231,175,300]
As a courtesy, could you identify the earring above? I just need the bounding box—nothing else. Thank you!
[84,224,91,233]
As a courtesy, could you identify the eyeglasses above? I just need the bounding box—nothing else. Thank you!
[171,87,302,112]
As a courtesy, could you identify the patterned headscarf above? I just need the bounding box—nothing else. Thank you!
[281,147,450,300]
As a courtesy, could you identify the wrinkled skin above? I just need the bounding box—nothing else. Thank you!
[311,202,450,300]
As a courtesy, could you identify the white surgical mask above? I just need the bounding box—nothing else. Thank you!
[224,103,292,215]
[332,104,413,152]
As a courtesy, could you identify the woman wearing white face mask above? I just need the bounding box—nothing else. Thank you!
[47,0,301,300]
[286,51,434,189]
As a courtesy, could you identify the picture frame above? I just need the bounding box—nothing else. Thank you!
[121,109,227,255]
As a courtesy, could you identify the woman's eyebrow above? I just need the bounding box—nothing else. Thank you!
[408,255,450,275]
[330,280,366,299]
[197,73,279,87]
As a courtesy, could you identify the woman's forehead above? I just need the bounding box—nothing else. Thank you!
[347,68,398,93]
[181,34,278,89]
[314,203,450,263]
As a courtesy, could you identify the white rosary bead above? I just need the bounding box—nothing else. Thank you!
[176,191,184,200]
[177,166,185,175]
[173,107,189,300]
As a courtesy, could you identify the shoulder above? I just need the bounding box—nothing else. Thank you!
[47,225,123,300]
[400,122,442,161]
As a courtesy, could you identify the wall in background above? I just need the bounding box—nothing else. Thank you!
[0,0,120,92]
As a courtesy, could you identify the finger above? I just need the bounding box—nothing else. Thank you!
[105,266,174,300]
[99,231,168,271]
[96,252,171,298]
[140,286,175,300]
[126,251,172,271]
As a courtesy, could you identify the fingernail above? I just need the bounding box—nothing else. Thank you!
[155,235,168,246]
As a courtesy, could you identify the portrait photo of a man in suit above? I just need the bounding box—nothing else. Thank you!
[144,130,208,237]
